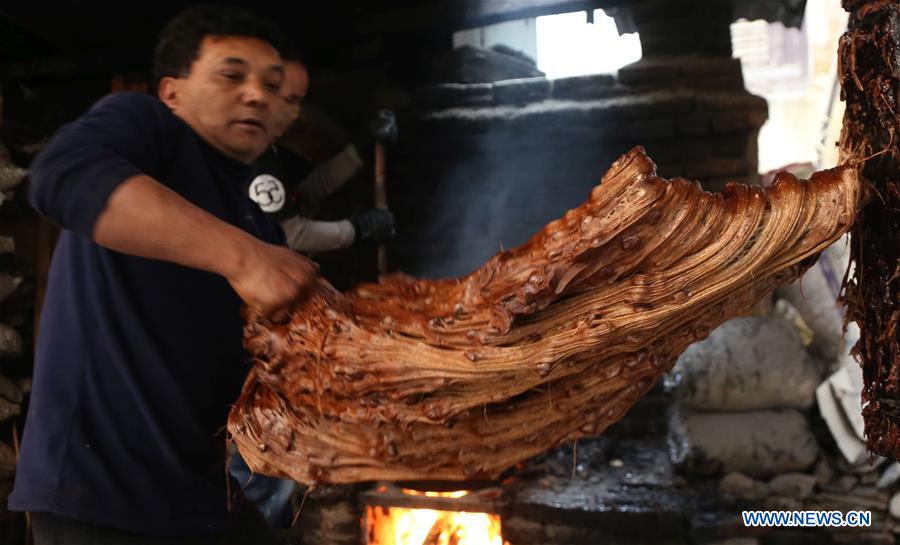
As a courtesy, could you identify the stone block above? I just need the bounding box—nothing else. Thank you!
[775,237,851,364]
[720,472,770,501]
[669,317,822,411]
[0,324,23,359]
[552,74,616,100]
[711,112,751,132]
[709,134,753,157]
[696,75,746,91]
[762,530,830,545]
[0,274,22,305]
[669,406,819,478]
[762,496,803,511]
[690,511,765,544]
[411,83,493,108]
[677,114,711,135]
[502,516,544,545]
[428,45,543,84]
[0,237,13,255]
[630,118,676,140]
[769,473,818,499]
[681,58,744,78]
[493,77,551,105]
[618,61,680,86]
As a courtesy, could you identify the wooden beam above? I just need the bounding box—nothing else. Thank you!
[838,0,900,460]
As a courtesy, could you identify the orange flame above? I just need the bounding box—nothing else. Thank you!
[366,490,506,545]
[401,489,470,499]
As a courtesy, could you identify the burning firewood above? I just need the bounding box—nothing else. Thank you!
[229,146,862,485]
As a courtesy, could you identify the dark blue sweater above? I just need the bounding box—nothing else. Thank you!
[9,92,284,535]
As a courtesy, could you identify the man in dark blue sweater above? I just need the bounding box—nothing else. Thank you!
[246,56,395,254]
[9,7,316,544]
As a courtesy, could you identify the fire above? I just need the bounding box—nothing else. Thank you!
[366,489,507,545]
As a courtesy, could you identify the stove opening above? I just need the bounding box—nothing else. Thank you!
[364,486,508,545]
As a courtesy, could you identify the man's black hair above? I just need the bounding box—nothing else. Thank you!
[279,42,309,68]
[153,5,286,82]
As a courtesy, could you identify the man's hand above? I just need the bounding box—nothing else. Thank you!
[349,209,395,245]
[91,175,319,323]
[226,240,319,323]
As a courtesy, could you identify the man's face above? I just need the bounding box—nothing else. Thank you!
[272,61,309,140]
[159,36,284,164]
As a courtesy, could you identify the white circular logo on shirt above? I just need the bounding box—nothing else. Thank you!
[248,174,286,213]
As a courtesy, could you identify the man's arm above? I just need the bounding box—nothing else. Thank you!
[281,215,355,253]
[294,145,363,204]
[28,93,313,321]
[94,174,316,322]
[280,209,395,253]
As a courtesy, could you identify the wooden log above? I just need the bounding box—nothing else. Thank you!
[837,0,900,459]
[229,146,861,485]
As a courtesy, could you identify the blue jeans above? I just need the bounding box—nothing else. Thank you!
[229,451,297,529]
